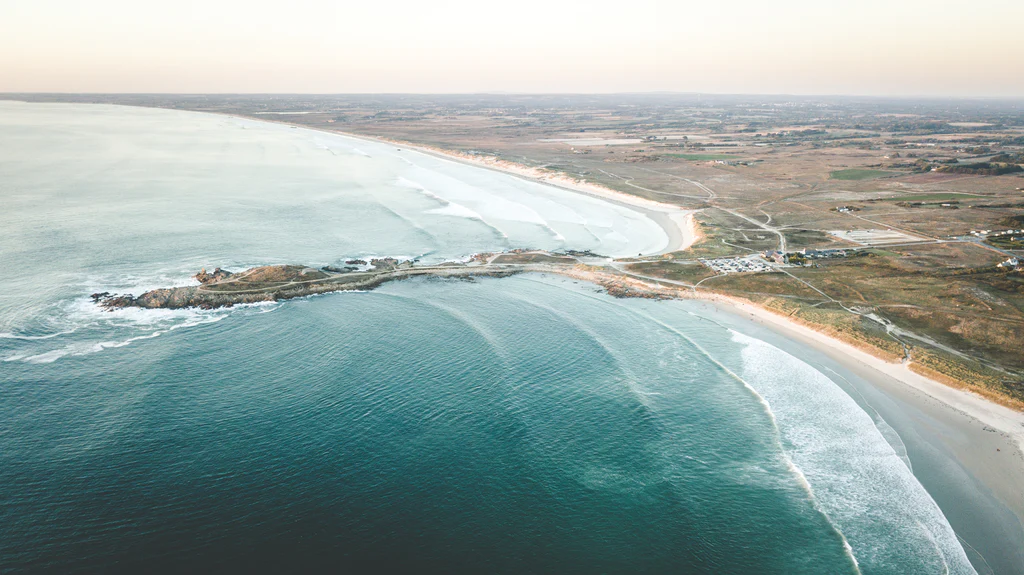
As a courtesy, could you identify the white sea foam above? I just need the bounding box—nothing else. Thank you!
[396,177,510,239]
[3,271,249,364]
[0,329,78,341]
[427,203,487,220]
[12,314,228,364]
[731,331,976,574]
[818,364,914,471]
[392,158,665,256]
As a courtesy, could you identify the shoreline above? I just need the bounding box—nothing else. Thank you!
[551,267,1024,572]
[560,269,1024,533]
[212,111,700,257]
[321,115,1024,519]
[333,129,701,255]
[714,294,1024,508]
[706,293,1024,574]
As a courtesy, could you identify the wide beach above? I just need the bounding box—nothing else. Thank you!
[687,293,1024,574]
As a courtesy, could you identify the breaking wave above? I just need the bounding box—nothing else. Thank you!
[731,331,976,574]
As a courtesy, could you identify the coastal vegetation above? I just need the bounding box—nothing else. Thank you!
[829,168,897,180]
[935,162,1023,176]
[662,153,737,161]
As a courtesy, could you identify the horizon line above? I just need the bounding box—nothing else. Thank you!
[3,91,1024,102]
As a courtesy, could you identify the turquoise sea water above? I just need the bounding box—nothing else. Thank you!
[0,102,976,573]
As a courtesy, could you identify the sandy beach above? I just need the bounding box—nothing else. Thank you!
[716,295,1024,503]
[557,268,1024,573]
[710,295,1024,574]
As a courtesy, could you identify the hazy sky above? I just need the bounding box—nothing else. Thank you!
[2,0,1023,96]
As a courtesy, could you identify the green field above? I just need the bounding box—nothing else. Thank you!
[987,236,1024,249]
[663,153,737,161]
[883,193,988,202]
[829,168,898,180]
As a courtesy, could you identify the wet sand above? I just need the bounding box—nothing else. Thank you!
[705,297,1024,575]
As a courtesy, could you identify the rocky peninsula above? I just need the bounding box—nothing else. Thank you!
[91,253,621,310]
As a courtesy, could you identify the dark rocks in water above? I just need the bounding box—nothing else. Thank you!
[369,258,413,271]
[321,265,355,273]
[195,267,233,284]
[560,249,606,258]
[345,259,367,265]
[94,293,138,308]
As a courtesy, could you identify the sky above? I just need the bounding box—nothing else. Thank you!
[2,0,1023,97]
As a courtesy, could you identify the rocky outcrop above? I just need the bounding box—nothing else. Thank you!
[195,267,233,284]
[94,262,522,311]
[369,257,414,271]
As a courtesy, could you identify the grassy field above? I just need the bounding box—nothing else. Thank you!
[782,229,849,249]
[882,192,989,202]
[988,236,1024,249]
[661,153,737,161]
[624,261,717,284]
[829,168,898,180]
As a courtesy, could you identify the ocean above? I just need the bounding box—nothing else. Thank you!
[0,102,976,573]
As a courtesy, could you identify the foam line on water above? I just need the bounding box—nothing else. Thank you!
[398,173,570,243]
[369,289,511,366]
[374,201,438,243]
[395,177,510,241]
[13,314,228,364]
[0,329,79,341]
[517,275,864,573]
[680,308,917,474]
[729,331,975,574]
[502,290,655,410]
[632,313,863,574]
[817,364,914,472]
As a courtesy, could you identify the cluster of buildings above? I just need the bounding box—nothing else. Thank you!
[998,257,1020,268]
[699,256,775,274]
[699,247,856,274]
[969,228,1024,238]
[761,248,851,265]
[797,248,851,259]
